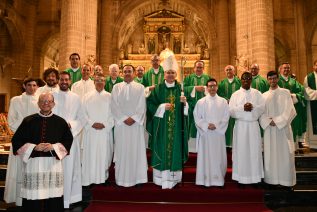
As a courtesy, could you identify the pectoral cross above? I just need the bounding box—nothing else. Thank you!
[167,93,175,122]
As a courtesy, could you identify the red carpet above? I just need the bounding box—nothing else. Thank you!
[86,151,272,212]
[85,201,271,212]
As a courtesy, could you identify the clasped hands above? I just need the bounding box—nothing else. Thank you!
[124,117,135,126]
[92,122,105,130]
[244,102,253,112]
[208,123,216,130]
[34,143,53,152]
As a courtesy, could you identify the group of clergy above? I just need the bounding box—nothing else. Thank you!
[4,51,317,211]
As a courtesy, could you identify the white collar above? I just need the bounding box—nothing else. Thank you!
[165,80,175,88]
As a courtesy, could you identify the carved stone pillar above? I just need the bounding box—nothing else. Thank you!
[235,0,275,76]
[99,0,113,72]
[216,0,230,80]
[84,0,98,62]
[59,0,84,70]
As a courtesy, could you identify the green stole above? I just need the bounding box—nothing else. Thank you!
[251,75,269,93]
[307,72,317,134]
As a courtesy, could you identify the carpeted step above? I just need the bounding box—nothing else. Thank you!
[85,201,272,212]
[107,166,233,183]
[146,149,233,167]
[91,182,265,203]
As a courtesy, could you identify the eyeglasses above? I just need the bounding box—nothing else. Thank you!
[39,100,54,104]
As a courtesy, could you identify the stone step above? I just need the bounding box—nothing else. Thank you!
[0,151,9,165]
[296,171,317,185]
[0,165,6,182]
[295,153,317,169]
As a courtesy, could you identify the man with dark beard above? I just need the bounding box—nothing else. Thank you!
[52,71,85,208]
[36,68,60,95]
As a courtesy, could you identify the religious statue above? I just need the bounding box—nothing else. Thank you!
[127,43,133,54]
[203,48,210,59]
[173,38,181,54]
[138,43,146,54]
[183,43,190,54]
[196,43,202,54]
[119,49,125,59]
[148,38,155,54]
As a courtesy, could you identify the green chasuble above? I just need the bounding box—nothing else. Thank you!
[147,82,189,171]
[278,75,307,141]
[143,66,165,87]
[251,75,269,93]
[217,76,241,147]
[307,72,317,134]
[65,68,82,85]
[104,76,123,93]
[183,73,211,138]
[134,77,144,85]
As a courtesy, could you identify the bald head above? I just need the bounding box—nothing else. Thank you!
[38,92,55,115]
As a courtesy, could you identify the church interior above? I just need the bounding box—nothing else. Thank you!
[1,0,317,211]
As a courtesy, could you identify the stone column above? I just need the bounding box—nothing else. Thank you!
[99,0,113,73]
[294,0,307,83]
[235,0,275,77]
[216,0,230,80]
[84,0,98,63]
[59,0,85,70]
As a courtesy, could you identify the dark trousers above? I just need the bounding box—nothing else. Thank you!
[22,196,64,212]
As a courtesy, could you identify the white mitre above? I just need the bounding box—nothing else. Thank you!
[162,55,178,72]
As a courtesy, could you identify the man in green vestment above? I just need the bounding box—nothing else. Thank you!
[105,64,123,93]
[65,53,82,85]
[143,54,165,97]
[304,60,317,148]
[134,65,145,84]
[183,60,211,152]
[147,55,188,189]
[250,63,269,93]
[218,65,241,147]
[278,62,307,147]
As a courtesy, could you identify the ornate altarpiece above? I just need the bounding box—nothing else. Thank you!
[119,10,209,77]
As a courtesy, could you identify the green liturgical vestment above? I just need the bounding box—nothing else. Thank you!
[65,68,82,85]
[251,75,269,93]
[143,66,165,87]
[217,76,241,147]
[104,76,123,93]
[183,73,211,138]
[307,72,317,134]
[147,82,189,171]
[278,75,307,141]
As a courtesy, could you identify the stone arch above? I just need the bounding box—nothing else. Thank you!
[112,0,216,59]
[274,37,290,70]
[309,23,317,65]
[40,32,60,76]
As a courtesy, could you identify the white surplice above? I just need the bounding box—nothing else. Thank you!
[36,85,59,95]
[229,87,265,184]
[194,94,230,186]
[304,72,317,148]
[81,89,114,186]
[4,93,38,206]
[71,79,95,101]
[17,142,67,200]
[53,90,85,208]
[260,87,296,186]
[111,81,148,187]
